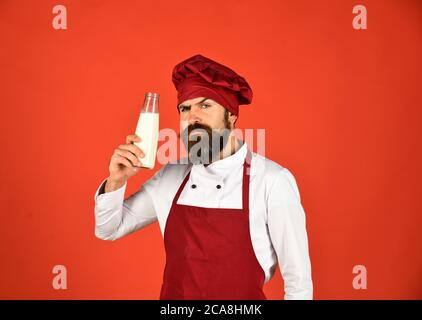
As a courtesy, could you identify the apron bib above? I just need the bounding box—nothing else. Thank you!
[160,149,266,300]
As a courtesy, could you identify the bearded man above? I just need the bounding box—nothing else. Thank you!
[94,54,313,300]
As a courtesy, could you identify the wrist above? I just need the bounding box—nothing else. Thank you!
[105,177,126,193]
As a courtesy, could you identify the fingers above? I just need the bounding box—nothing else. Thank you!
[112,134,144,169]
[114,148,142,167]
[119,143,144,158]
[126,134,141,144]
[113,153,135,168]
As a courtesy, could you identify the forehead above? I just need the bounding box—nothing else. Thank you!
[179,97,217,107]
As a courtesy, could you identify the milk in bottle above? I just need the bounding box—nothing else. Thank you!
[134,92,159,169]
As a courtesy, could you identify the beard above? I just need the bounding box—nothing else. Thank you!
[179,122,232,165]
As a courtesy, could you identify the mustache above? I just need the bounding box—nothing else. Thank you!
[178,123,213,139]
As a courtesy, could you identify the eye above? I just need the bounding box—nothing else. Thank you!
[201,103,210,108]
[179,106,187,112]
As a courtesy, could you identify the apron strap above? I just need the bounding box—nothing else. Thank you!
[172,168,191,206]
[242,149,252,212]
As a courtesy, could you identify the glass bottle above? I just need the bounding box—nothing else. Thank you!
[134,92,160,169]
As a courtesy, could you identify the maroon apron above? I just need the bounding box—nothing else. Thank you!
[159,149,267,300]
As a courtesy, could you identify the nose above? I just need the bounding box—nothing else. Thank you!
[187,108,201,125]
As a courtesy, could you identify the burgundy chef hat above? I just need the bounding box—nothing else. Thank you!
[172,54,253,116]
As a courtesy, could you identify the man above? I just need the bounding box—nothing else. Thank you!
[94,54,313,300]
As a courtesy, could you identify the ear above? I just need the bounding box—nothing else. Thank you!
[229,112,238,127]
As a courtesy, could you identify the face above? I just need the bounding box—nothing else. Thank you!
[177,97,238,164]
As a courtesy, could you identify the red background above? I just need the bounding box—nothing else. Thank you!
[0,0,421,299]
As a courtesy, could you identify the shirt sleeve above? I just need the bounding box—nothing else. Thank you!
[93,167,165,241]
[267,167,313,300]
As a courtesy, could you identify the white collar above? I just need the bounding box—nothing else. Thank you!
[171,140,260,178]
[205,139,248,170]
[189,140,252,180]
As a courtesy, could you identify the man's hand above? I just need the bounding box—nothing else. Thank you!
[105,134,145,192]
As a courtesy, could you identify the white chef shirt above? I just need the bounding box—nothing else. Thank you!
[94,141,313,299]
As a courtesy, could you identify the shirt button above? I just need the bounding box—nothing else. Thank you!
[216,184,221,189]
[191,184,197,189]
